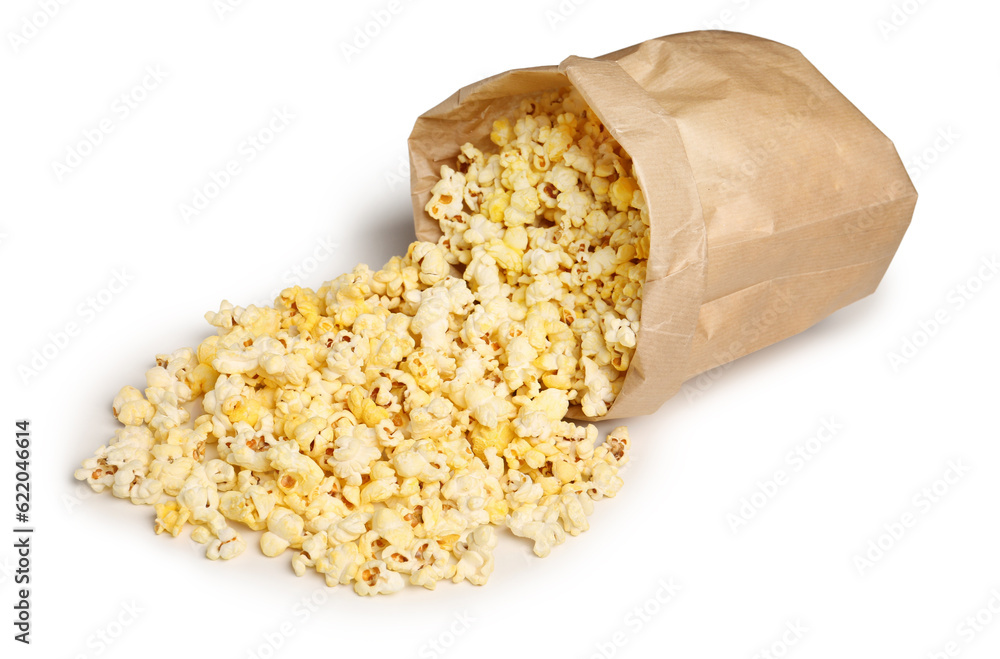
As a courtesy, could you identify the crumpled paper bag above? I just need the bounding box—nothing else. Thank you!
[408,30,917,420]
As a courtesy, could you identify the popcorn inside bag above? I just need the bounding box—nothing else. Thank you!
[426,88,650,418]
[75,89,645,595]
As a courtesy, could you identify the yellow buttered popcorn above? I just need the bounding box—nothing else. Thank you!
[75,88,636,595]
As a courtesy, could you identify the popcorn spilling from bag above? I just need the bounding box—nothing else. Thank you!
[75,88,646,595]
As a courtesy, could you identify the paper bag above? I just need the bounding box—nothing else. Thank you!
[408,30,917,420]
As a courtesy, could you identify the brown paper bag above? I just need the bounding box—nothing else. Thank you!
[408,30,916,420]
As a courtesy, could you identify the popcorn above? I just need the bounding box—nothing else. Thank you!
[191,525,213,545]
[129,475,164,506]
[371,508,414,548]
[112,386,154,426]
[452,525,497,586]
[260,532,289,557]
[327,426,381,486]
[290,531,328,576]
[327,512,369,544]
[153,501,190,537]
[206,527,247,561]
[267,440,325,497]
[176,465,220,524]
[506,501,566,558]
[266,506,305,549]
[74,87,638,596]
[204,459,237,491]
[354,559,405,596]
[148,448,196,497]
[318,542,365,586]
[219,485,277,531]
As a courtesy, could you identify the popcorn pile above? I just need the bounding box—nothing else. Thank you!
[75,88,646,595]
[427,89,649,417]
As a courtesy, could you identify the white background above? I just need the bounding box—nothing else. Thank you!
[2,0,998,657]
